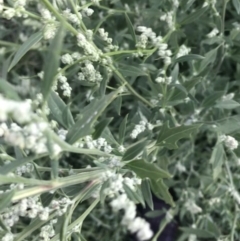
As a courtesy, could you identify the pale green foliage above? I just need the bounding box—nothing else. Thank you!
[0,0,240,241]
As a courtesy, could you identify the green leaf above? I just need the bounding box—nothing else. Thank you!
[123,183,144,205]
[199,46,219,72]
[145,210,164,218]
[99,180,109,204]
[180,227,216,238]
[171,63,179,82]
[210,143,225,180]
[42,27,64,101]
[215,99,240,109]
[216,115,240,134]
[201,91,224,108]
[125,13,136,43]
[168,77,200,103]
[66,91,118,144]
[180,6,208,25]
[60,213,70,241]
[205,219,221,238]
[233,0,240,14]
[8,31,43,71]
[62,104,75,128]
[118,64,147,77]
[0,78,20,100]
[119,114,128,144]
[0,216,9,231]
[101,127,119,146]
[0,190,14,212]
[174,54,204,63]
[157,122,202,149]
[99,68,108,96]
[92,118,113,139]
[150,179,175,207]
[51,159,59,179]
[141,179,154,210]
[114,96,122,115]
[16,213,56,241]
[48,91,74,129]
[126,159,171,179]
[0,154,46,175]
[122,140,147,161]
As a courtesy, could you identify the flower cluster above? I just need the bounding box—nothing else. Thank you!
[155,75,172,84]
[1,0,28,20]
[63,8,81,26]
[84,135,113,153]
[130,120,153,139]
[206,28,219,38]
[136,26,162,50]
[101,170,141,197]
[38,4,57,40]
[160,11,175,29]
[98,28,118,51]
[0,121,62,156]
[0,95,32,123]
[110,194,153,241]
[157,42,172,65]
[77,33,101,61]
[184,199,202,215]
[177,45,191,58]
[40,219,57,241]
[1,193,72,231]
[78,61,103,83]
[220,135,239,150]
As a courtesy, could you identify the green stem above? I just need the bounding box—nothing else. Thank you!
[231,205,238,241]
[97,5,135,14]
[50,198,100,241]
[68,0,86,31]
[215,0,228,74]
[0,40,19,47]
[16,212,57,241]
[41,0,78,35]
[104,49,153,56]
[151,219,169,241]
[110,65,154,108]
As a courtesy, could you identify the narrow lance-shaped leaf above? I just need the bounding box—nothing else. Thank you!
[60,212,70,241]
[92,118,113,139]
[119,114,128,144]
[0,78,20,100]
[126,159,171,179]
[8,31,43,71]
[210,143,225,180]
[0,154,47,175]
[180,6,208,25]
[233,0,240,14]
[66,91,119,144]
[62,104,75,128]
[0,190,14,212]
[215,99,240,109]
[156,122,202,149]
[48,91,74,129]
[180,227,217,238]
[123,183,144,206]
[174,54,204,63]
[141,179,154,210]
[42,26,65,101]
[125,13,136,43]
[199,46,219,72]
[215,115,240,134]
[122,140,147,161]
[150,179,175,207]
